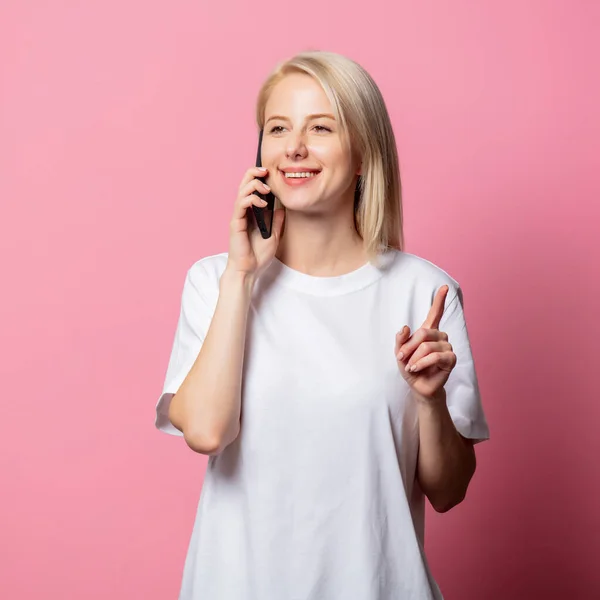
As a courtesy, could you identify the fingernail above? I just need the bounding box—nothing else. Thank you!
[263,183,270,190]
[397,352,404,360]
[405,363,411,372]
[257,167,267,171]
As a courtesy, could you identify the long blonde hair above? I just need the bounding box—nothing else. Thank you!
[255,50,404,262]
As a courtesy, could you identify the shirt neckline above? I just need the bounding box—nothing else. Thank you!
[262,249,397,297]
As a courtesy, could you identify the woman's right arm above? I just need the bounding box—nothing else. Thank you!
[167,166,284,455]
[167,267,255,455]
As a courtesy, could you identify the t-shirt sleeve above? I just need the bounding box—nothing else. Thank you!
[155,260,219,436]
[438,284,490,444]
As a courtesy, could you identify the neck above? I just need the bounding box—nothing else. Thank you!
[275,205,367,277]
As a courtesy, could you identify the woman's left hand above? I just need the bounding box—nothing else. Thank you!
[395,285,457,402]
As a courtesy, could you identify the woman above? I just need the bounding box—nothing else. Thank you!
[155,50,490,600]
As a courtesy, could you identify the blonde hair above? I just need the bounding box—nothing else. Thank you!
[256,50,404,262]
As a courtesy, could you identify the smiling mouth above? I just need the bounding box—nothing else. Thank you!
[279,170,321,187]
[281,171,320,178]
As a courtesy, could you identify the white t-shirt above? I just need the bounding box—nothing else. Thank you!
[155,248,490,600]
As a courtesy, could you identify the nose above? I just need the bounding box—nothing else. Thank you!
[285,130,308,161]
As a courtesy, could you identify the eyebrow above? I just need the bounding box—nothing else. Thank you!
[264,113,336,125]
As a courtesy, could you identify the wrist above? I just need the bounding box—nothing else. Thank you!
[413,388,447,410]
[220,266,256,295]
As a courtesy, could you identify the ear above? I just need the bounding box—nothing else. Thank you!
[356,162,363,176]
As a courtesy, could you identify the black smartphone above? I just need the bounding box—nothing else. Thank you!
[251,129,275,239]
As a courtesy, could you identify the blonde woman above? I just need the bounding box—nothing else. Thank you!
[156,50,490,600]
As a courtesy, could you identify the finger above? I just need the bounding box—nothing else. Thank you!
[232,194,268,223]
[240,177,271,199]
[404,341,452,371]
[395,326,411,358]
[397,327,447,361]
[422,285,449,330]
[238,167,269,192]
[408,351,456,374]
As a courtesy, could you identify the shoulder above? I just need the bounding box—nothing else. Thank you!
[184,251,229,297]
[188,251,229,280]
[383,249,461,296]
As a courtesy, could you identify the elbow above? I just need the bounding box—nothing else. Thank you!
[432,492,466,513]
[431,472,474,513]
[183,429,222,455]
[434,451,477,513]
[169,395,231,455]
[183,424,240,456]
[429,442,477,513]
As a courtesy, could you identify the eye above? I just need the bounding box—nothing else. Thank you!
[313,125,332,133]
[269,125,285,134]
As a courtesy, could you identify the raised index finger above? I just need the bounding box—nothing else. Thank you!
[422,285,449,330]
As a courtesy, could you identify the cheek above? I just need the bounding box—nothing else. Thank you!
[261,147,279,168]
[309,144,351,171]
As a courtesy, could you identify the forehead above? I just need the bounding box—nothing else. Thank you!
[264,73,334,118]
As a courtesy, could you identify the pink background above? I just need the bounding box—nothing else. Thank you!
[1,1,599,598]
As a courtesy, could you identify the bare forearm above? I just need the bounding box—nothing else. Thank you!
[169,268,255,455]
[416,389,476,512]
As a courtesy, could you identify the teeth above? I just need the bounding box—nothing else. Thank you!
[284,172,318,178]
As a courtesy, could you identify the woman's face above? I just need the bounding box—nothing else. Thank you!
[262,73,360,213]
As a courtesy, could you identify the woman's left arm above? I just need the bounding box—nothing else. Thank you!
[395,285,479,513]
[415,388,476,513]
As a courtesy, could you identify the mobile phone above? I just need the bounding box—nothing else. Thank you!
[251,129,275,239]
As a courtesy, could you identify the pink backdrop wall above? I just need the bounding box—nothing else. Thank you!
[1,1,599,598]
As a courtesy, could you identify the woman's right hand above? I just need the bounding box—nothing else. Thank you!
[226,167,285,279]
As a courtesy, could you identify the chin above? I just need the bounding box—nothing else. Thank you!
[277,195,322,213]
